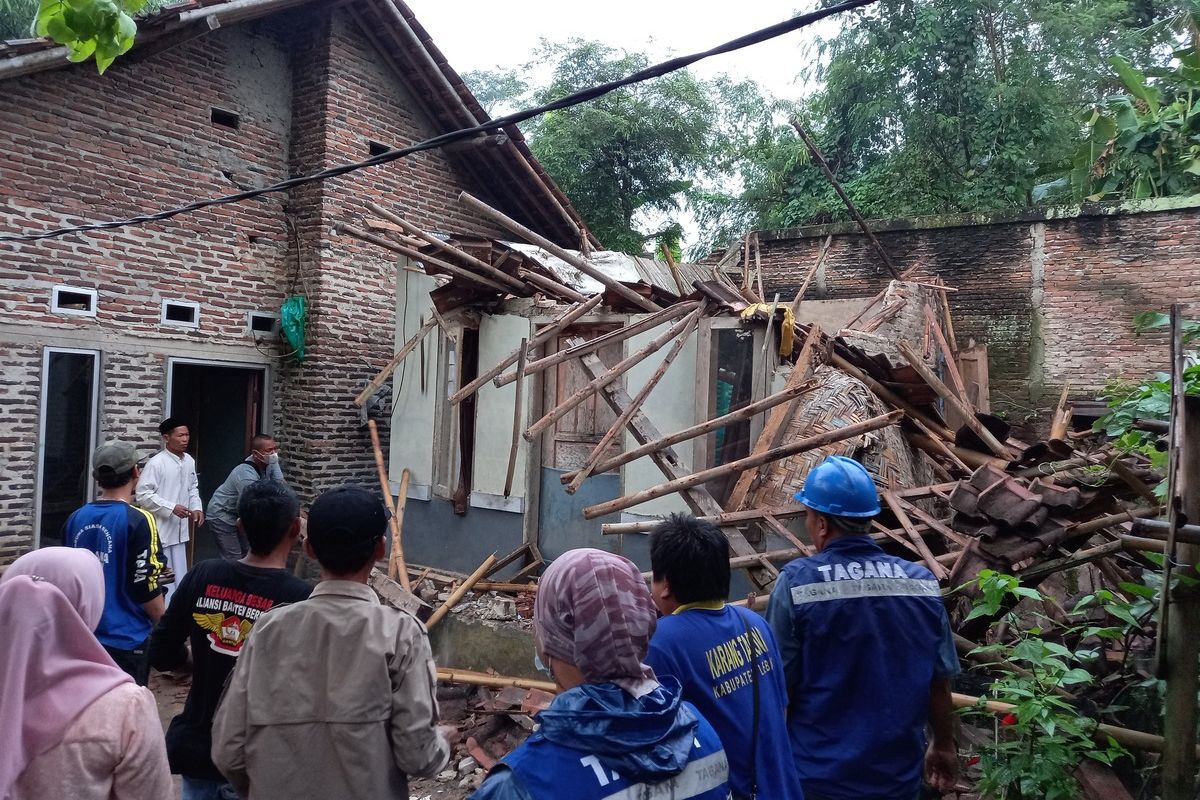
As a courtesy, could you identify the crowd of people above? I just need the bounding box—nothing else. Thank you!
[1,419,960,800]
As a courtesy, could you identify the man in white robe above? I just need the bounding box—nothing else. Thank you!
[136,417,203,601]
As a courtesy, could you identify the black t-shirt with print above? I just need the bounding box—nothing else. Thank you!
[149,558,312,779]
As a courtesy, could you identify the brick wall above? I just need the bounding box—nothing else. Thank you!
[745,199,1200,408]
[0,5,539,562]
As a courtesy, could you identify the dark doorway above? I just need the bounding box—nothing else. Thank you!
[37,349,99,546]
[169,362,266,562]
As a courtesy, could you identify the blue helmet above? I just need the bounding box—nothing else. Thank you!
[794,455,881,518]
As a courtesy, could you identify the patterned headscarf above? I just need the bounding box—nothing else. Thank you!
[534,548,658,695]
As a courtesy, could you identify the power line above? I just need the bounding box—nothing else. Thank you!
[0,0,877,244]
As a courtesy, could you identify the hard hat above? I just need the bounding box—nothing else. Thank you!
[793,455,881,518]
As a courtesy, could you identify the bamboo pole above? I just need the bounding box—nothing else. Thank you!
[503,339,529,498]
[790,118,901,280]
[389,469,411,582]
[449,294,603,406]
[426,553,498,629]
[517,268,589,303]
[525,308,703,440]
[437,668,557,693]
[882,491,947,579]
[603,504,811,535]
[897,340,1014,459]
[337,223,511,294]
[566,307,702,492]
[952,692,1199,756]
[584,410,902,519]
[570,381,814,483]
[936,281,958,352]
[841,287,889,331]
[367,420,411,591]
[924,304,969,405]
[354,316,439,407]
[366,201,529,293]
[725,325,824,511]
[660,241,687,295]
[791,235,832,315]
[493,301,700,388]
[460,191,660,312]
[831,353,955,441]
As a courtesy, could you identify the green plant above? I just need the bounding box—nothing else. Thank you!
[964,570,1129,800]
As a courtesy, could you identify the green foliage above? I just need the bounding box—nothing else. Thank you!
[1071,50,1200,201]
[0,0,161,73]
[736,0,1175,230]
[964,571,1131,800]
[461,68,528,117]
[1094,312,1200,497]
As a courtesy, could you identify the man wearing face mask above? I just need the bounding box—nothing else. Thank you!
[204,434,286,561]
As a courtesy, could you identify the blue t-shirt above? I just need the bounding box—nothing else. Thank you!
[647,603,804,800]
[64,500,166,650]
[765,536,959,800]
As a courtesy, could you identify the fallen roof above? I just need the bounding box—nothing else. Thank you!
[0,0,593,249]
[503,242,709,298]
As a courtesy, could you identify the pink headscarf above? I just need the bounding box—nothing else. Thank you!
[534,548,658,695]
[0,548,132,797]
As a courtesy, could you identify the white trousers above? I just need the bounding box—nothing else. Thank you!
[162,541,188,603]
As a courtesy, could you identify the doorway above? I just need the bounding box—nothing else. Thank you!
[167,361,267,562]
[36,348,100,547]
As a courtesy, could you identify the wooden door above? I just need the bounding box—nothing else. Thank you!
[541,325,624,471]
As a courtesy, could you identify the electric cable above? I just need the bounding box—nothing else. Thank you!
[0,0,877,244]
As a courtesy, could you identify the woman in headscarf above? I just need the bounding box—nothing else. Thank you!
[472,548,731,800]
[0,547,172,800]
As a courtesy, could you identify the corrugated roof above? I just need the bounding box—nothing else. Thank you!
[504,242,707,297]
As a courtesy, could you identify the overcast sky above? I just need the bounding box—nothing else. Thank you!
[404,0,840,102]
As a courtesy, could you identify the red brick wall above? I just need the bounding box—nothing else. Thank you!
[746,202,1200,409]
[0,6,538,561]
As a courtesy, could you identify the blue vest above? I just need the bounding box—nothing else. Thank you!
[65,501,158,650]
[779,536,945,800]
[647,605,803,800]
[503,703,730,800]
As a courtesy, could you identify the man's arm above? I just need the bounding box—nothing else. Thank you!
[924,611,960,792]
[212,633,254,796]
[764,571,801,705]
[127,509,168,618]
[388,619,451,777]
[266,460,285,483]
[148,572,195,671]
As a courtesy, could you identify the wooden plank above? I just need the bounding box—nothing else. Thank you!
[567,381,814,483]
[584,410,903,518]
[503,339,529,498]
[460,191,660,312]
[957,342,990,413]
[725,324,823,511]
[526,308,702,439]
[924,304,969,404]
[882,490,948,579]
[449,294,603,406]
[567,307,702,492]
[897,340,1014,459]
[494,301,700,388]
[354,316,439,407]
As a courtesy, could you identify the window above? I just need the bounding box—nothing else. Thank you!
[247,311,280,336]
[696,319,766,504]
[36,349,99,546]
[210,107,240,130]
[51,285,97,317]
[162,300,200,328]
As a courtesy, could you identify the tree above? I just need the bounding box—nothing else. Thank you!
[461,68,527,117]
[737,0,1178,229]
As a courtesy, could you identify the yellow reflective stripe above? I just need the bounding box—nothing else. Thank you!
[132,505,164,591]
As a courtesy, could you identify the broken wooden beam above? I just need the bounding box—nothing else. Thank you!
[503,339,529,498]
[791,235,831,315]
[566,306,702,492]
[897,340,1014,460]
[367,420,410,591]
[366,201,528,294]
[516,268,589,303]
[1048,383,1072,442]
[460,191,660,312]
[426,553,498,629]
[584,410,903,519]
[448,294,603,406]
[569,381,815,484]
[525,307,703,440]
[493,301,700,389]
[355,315,439,407]
[337,223,511,294]
[830,352,955,441]
[924,304,969,405]
[725,325,823,511]
[437,668,557,693]
[602,504,811,535]
[882,490,948,579]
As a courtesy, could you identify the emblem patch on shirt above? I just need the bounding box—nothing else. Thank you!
[194,612,253,654]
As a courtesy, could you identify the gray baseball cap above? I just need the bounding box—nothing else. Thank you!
[92,442,139,478]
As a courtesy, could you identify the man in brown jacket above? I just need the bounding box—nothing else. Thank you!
[212,485,449,799]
